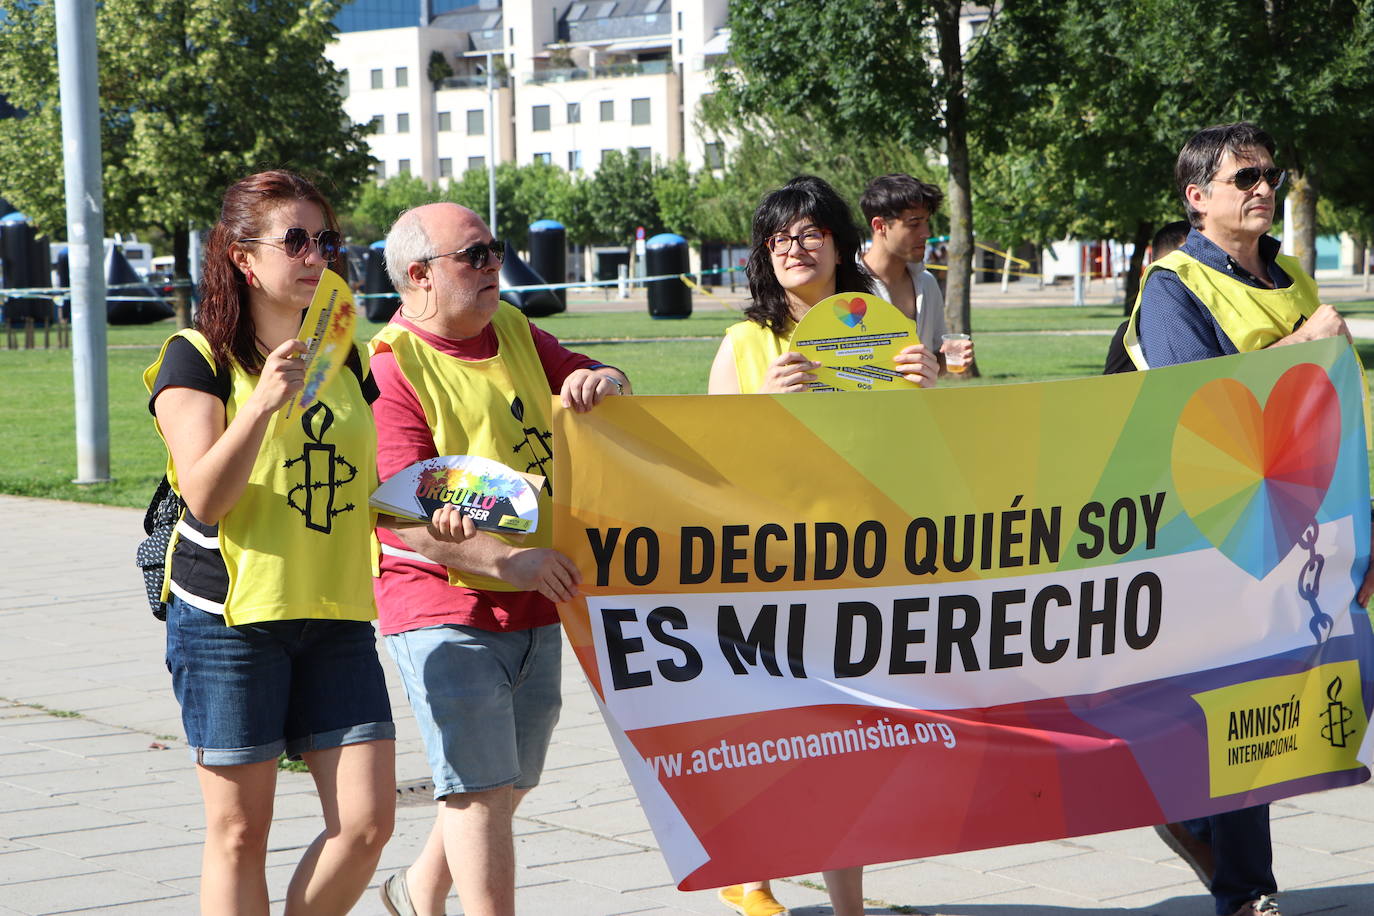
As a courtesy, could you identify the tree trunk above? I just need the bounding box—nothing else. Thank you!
[1352,235,1365,279]
[1288,167,1318,278]
[935,0,977,377]
[1121,220,1153,316]
[173,226,192,329]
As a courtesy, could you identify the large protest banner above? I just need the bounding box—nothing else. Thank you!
[551,337,1373,890]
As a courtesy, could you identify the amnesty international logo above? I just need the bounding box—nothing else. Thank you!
[283,402,358,533]
[1321,675,1355,748]
[1192,660,1366,798]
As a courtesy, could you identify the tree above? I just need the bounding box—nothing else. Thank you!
[971,0,1185,312]
[975,0,1374,297]
[651,157,699,239]
[710,0,987,373]
[345,173,445,243]
[427,50,454,90]
[583,150,660,246]
[0,0,374,325]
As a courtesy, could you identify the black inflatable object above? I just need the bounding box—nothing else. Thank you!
[106,244,174,324]
[1,220,54,325]
[527,220,567,311]
[362,247,399,322]
[499,246,562,317]
[645,233,690,318]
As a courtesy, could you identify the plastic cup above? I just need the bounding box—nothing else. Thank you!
[942,333,971,373]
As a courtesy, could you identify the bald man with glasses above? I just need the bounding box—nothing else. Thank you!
[369,203,630,916]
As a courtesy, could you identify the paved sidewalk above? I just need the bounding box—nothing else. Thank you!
[1,488,1373,916]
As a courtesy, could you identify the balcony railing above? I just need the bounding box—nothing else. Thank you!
[439,72,510,90]
[525,59,670,84]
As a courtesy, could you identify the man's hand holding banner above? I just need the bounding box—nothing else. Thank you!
[552,338,1373,890]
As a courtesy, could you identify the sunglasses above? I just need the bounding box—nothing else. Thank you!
[238,227,343,262]
[421,239,507,270]
[763,228,830,255]
[1214,166,1287,192]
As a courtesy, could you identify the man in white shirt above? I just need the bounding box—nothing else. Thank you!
[860,173,973,374]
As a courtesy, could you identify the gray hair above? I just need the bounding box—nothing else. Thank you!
[384,209,437,293]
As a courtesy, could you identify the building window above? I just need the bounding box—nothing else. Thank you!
[532,105,550,132]
[533,152,552,164]
[467,109,484,135]
[395,66,408,88]
[374,161,386,180]
[568,149,582,170]
[439,158,453,178]
[337,69,349,98]
[631,98,650,126]
[468,156,486,172]
[369,115,384,133]
[600,99,614,122]
[398,159,411,174]
[370,68,383,89]
[704,141,724,169]
[632,146,651,162]
[437,111,451,132]
[397,113,410,133]
[567,102,581,124]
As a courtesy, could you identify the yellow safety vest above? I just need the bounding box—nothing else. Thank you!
[144,330,378,626]
[726,319,790,394]
[1124,249,1319,368]
[370,304,554,591]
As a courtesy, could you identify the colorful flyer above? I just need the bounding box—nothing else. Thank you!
[284,269,356,419]
[788,292,920,392]
[370,454,541,534]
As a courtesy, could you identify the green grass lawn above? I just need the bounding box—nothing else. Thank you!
[3,301,1369,508]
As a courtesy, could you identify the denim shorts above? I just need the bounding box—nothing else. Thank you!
[165,594,395,766]
[385,623,562,797]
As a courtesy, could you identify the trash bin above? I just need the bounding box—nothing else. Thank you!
[1,217,53,326]
[527,220,567,311]
[645,233,690,319]
[363,243,399,323]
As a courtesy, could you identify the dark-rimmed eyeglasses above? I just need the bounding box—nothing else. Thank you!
[238,227,343,262]
[1214,166,1287,192]
[420,239,507,270]
[763,228,829,255]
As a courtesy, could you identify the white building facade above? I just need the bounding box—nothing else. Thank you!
[327,0,731,182]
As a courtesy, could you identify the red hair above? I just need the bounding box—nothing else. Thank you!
[197,170,341,372]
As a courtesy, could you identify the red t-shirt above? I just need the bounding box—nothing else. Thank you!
[371,315,601,635]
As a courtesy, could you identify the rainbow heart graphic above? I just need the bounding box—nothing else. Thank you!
[1170,363,1340,580]
[833,296,867,328]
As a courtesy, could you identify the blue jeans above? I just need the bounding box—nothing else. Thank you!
[165,594,395,766]
[386,623,562,797]
[1184,805,1275,914]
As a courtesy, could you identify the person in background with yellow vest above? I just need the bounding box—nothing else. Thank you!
[1126,123,1359,916]
[370,202,630,916]
[706,176,937,916]
[145,171,471,916]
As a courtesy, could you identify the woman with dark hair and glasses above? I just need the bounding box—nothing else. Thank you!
[144,170,470,914]
[707,176,937,916]
[708,175,939,395]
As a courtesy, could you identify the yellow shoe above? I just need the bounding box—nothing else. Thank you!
[718,884,789,916]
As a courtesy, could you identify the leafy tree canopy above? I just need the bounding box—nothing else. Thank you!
[0,0,374,245]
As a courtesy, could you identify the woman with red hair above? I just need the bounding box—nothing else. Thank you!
[145,170,467,914]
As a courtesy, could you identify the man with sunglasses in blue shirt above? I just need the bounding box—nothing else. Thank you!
[368,202,630,916]
[1126,122,1349,369]
[1124,123,1357,916]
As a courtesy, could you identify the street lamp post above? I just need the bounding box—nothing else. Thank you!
[486,50,497,236]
